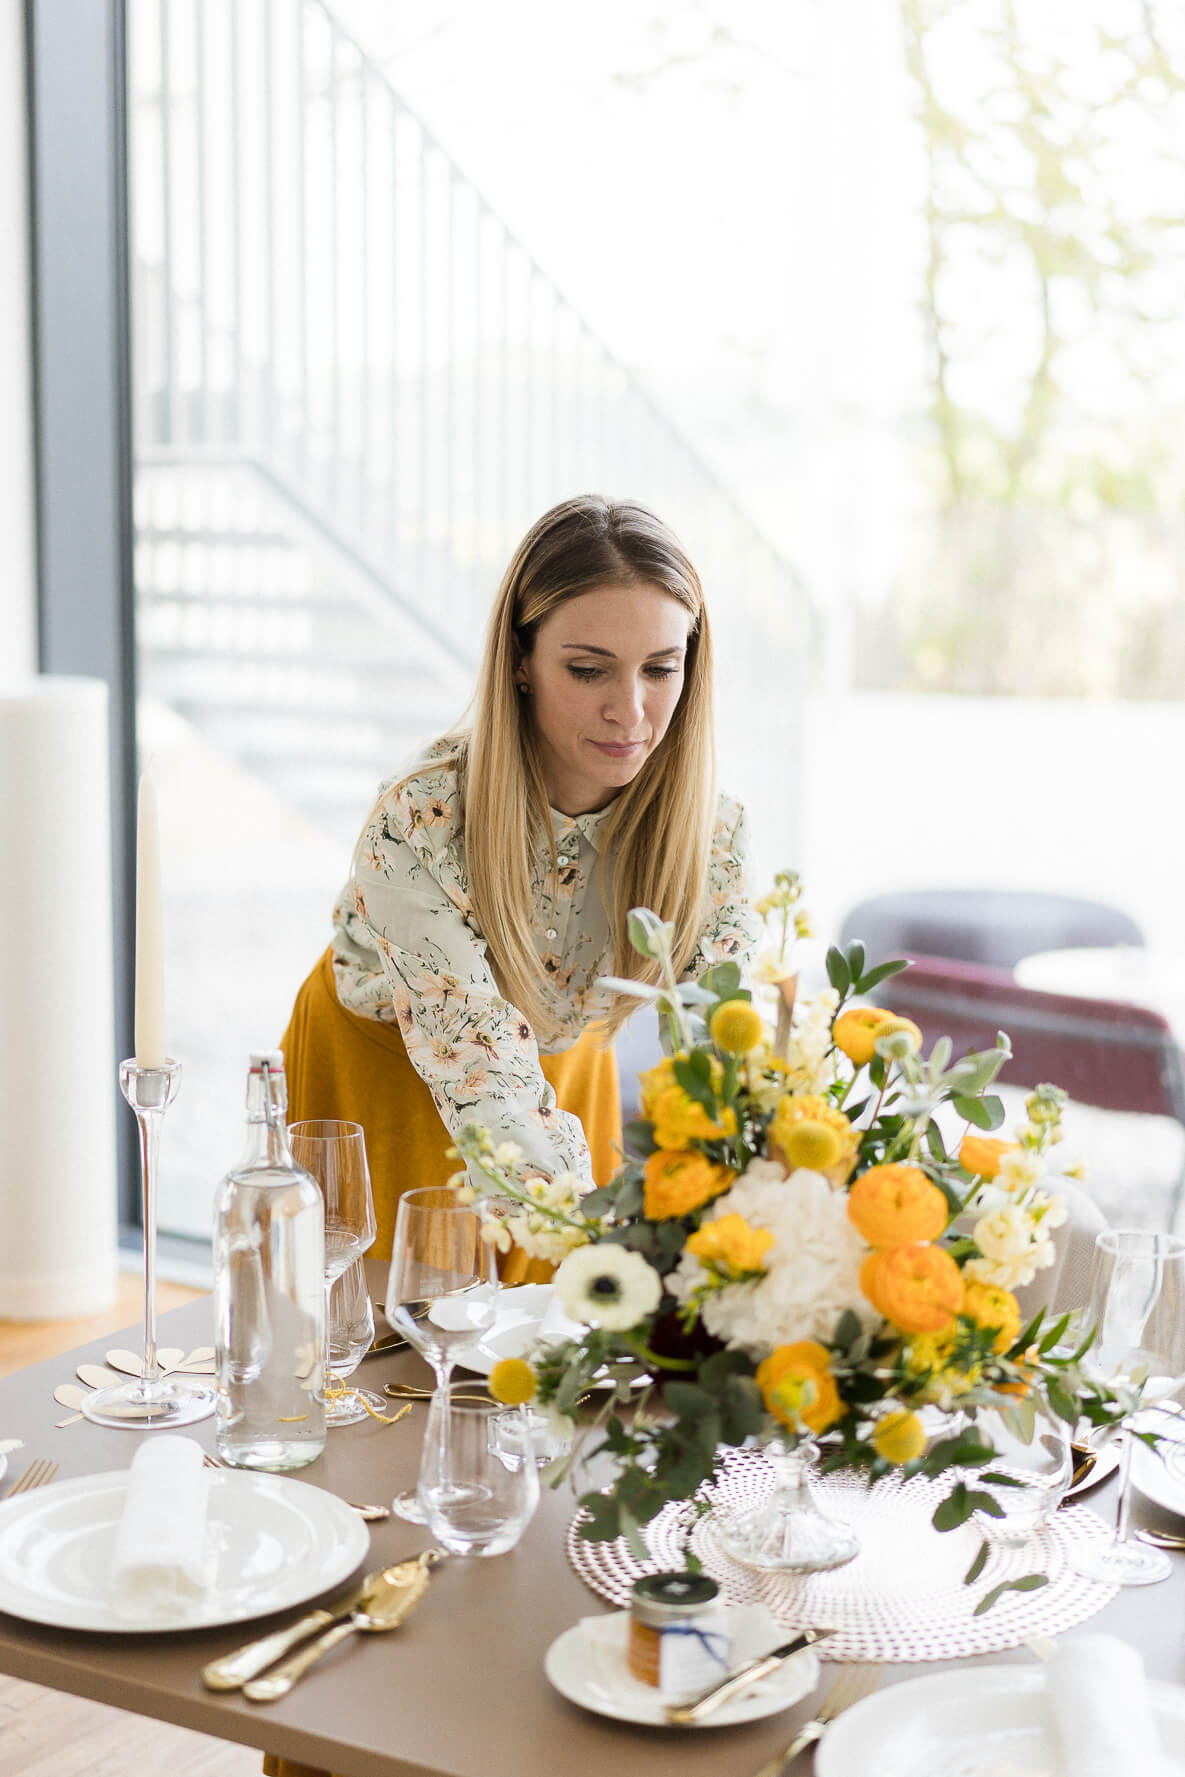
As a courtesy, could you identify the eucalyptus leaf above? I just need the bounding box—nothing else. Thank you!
[853,958,911,993]
[826,946,851,994]
[973,1574,1048,1616]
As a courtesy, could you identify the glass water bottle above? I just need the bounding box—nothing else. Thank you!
[213,1050,326,1469]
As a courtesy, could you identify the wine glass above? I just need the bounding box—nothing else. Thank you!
[288,1120,386,1427]
[385,1186,499,1522]
[1070,1228,1185,1586]
[329,1255,376,1382]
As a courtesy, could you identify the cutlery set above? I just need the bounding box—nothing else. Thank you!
[201,1551,444,1700]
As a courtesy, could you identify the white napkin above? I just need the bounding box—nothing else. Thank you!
[108,1436,211,1607]
[538,1291,584,1345]
[1046,1634,1170,1777]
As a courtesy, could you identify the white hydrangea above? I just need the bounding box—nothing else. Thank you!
[669,1161,876,1357]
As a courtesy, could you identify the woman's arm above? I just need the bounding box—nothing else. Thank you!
[337,776,594,1186]
[680,793,763,984]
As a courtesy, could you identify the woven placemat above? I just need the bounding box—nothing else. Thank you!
[565,1446,1119,1662]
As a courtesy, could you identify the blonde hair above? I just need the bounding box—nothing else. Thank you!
[407,496,716,1038]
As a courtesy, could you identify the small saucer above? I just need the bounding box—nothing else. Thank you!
[544,1602,821,1728]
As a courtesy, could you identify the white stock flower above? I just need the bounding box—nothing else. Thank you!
[669,1164,875,1356]
[966,1202,1056,1289]
[554,1244,663,1332]
[782,990,840,1095]
[997,1149,1044,1194]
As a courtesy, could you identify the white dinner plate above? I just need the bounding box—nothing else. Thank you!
[544,1605,821,1728]
[816,1667,1185,1777]
[0,1467,369,1633]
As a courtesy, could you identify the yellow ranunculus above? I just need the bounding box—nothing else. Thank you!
[769,1094,859,1184]
[639,1055,737,1150]
[872,1408,926,1464]
[961,1280,1022,1355]
[834,1006,922,1067]
[643,1149,735,1220]
[685,1213,774,1277]
[709,1000,765,1056]
[488,1358,537,1405]
[756,1341,842,1434]
[860,1244,964,1334]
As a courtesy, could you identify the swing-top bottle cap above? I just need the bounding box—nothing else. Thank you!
[249,1049,285,1072]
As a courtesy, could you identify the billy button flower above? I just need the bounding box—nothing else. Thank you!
[959,1134,1020,1180]
[833,1005,922,1068]
[847,1164,949,1248]
[488,1357,537,1405]
[755,1341,842,1435]
[961,1280,1022,1355]
[871,1408,927,1465]
[709,999,765,1057]
[643,1149,735,1220]
[769,1094,859,1182]
[860,1243,965,1335]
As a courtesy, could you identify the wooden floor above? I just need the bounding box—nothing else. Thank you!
[0,1277,260,1775]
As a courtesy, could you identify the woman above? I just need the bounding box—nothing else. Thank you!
[280,494,759,1265]
[267,499,758,1776]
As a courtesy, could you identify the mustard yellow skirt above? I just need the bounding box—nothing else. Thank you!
[264,949,620,1777]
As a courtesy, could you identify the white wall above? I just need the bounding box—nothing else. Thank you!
[798,692,1182,951]
[0,5,37,679]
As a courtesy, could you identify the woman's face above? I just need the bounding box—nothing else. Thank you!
[518,580,692,815]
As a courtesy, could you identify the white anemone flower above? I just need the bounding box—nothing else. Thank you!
[554,1244,663,1332]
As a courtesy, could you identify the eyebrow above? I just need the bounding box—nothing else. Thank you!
[561,644,686,660]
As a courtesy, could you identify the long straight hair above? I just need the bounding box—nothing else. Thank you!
[409,497,716,1037]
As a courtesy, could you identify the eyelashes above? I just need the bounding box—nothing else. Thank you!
[566,665,680,683]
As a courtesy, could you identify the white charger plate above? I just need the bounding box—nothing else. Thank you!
[816,1667,1185,1777]
[545,1604,821,1728]
[0,1467,369,1632]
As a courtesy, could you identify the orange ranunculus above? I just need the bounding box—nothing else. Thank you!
[847,1164,949,1248]
[755,1341,843,1434]
[833,1006,921,1067]
[958,1135,1020,1180]
[643,1149,735,1221]
[962,1281,1022,1355]
[861,1244,965,1334]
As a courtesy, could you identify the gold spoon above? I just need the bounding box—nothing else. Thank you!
[1136,1529,1185,1550]
[242,1554,439,1701]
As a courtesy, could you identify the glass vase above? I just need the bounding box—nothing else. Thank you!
[713,1436,859,1572]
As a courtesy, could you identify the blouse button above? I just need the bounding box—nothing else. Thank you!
[546,927,558,941]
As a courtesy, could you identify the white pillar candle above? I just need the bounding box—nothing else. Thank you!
[134,770,166,1069]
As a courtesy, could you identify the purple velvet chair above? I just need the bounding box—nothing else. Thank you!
[839,889,1143,974]
[880,954,1185,1225]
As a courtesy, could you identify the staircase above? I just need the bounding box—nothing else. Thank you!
[128,0,815,851]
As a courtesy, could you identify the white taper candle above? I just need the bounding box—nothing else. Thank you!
[133,771,166,1068]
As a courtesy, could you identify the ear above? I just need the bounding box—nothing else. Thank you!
[511,634,531,694]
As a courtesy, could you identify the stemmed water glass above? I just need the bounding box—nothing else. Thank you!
[385,1186,499,1523]
[1070,1228,1185,1586]
[288,1119,386,1426]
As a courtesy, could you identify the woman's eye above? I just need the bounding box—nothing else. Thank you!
[567,665,603,681]
[645,666,679,681]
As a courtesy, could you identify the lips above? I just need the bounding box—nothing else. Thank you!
[590,740,644,757]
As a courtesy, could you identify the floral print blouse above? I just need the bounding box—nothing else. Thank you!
[331,747,760,1184]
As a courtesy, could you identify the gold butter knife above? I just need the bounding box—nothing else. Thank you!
[664,1626,837,1725]
[202,1566,402,1692]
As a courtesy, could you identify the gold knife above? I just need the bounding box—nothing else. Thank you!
[664,1626,838,1725]
[201,1569,387,1692]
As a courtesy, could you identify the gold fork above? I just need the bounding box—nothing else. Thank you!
[201,1453,391,1521]
[751,1663,883,1776]
[5,1458,59,1496]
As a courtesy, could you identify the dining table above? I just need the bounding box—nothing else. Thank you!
[3,1273,1185,1777]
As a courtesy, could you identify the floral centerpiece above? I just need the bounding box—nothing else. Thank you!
[456,876,1126,1586]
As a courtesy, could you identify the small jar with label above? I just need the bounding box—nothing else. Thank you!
[626,1572,729,1696]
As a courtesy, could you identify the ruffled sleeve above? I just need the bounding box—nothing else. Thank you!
[338,771,595,1186]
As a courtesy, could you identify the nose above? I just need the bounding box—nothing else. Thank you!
[605,675,645,730]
